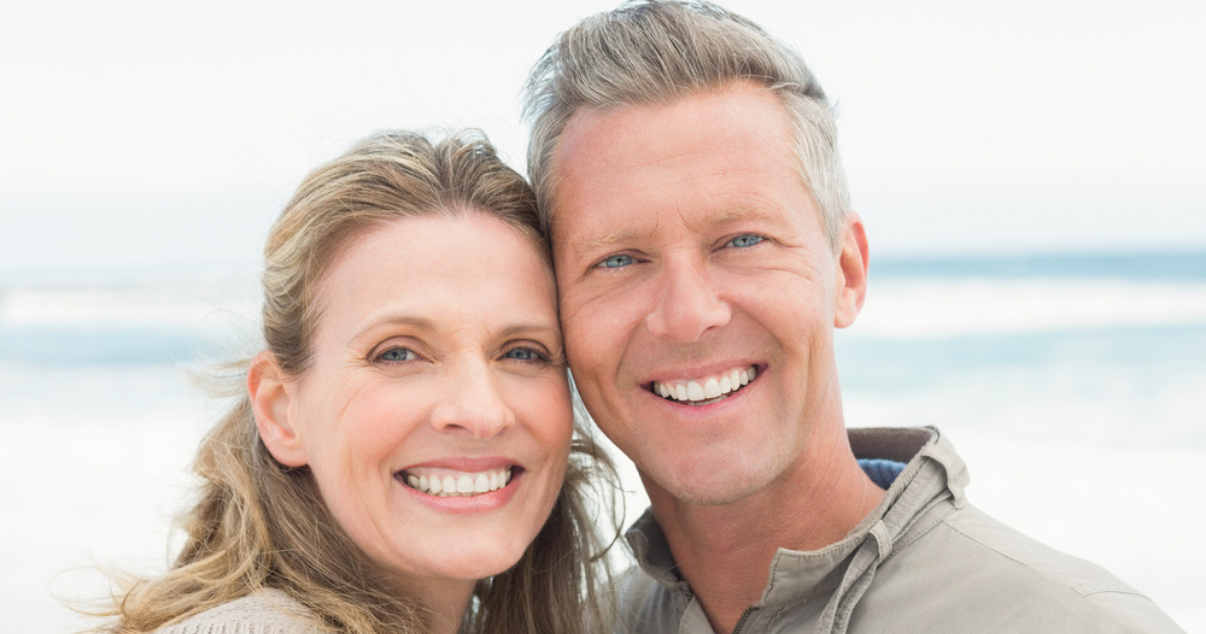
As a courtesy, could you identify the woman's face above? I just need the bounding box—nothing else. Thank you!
[273,212,572,586]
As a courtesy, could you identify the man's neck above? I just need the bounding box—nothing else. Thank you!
[644,428,885,634]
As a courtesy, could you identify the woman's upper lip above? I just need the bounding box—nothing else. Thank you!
[397,456,518,473]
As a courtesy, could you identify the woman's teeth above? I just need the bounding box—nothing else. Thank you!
[653,366,757,404]
[401,468,512,497]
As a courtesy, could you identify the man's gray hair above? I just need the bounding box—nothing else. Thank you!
[523,0,850,251]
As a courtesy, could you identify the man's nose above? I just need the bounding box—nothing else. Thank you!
[429,360,515,439]
[644,258,732,342]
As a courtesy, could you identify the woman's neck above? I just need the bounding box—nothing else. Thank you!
[415,577,476,634]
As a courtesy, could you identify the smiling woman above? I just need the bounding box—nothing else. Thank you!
[84,130,619,634]
[251,214,577,605]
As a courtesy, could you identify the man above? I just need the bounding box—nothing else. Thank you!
[523,1,1184,633]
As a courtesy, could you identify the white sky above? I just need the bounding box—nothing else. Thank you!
[2,0,1204,276]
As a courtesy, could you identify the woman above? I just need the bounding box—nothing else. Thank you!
[94,130,618,634]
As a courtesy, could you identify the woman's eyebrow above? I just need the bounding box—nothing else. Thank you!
[495,322,561,340]
[348,315,436,346]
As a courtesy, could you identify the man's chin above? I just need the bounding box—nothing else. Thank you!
[644,464,776,508]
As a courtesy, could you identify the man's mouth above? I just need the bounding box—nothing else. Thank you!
[650,365,757,406]
[396,467,514,498]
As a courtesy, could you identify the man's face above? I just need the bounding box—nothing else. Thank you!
[551,83,865,506]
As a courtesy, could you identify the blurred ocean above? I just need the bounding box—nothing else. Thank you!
[1,251,1203,632]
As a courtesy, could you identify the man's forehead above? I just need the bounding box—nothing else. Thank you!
[546,83,812,248]
[556,87,784,169]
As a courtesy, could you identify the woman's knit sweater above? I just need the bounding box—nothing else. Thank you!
[154,589,320,634]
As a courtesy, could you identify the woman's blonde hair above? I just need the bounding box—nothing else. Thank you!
[96,129,620,634]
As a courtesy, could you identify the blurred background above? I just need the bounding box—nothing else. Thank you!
[2,1,1203,631]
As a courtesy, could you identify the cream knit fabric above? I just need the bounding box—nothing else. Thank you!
[154,589,321,634]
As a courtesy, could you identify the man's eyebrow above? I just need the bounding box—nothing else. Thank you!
[564,201,789,254]
[709,201,790,226]
[573,228,648,254]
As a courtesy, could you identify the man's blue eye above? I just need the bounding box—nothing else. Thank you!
[599,254,635,268]
[728,234,764,248]
[379,348,415,362]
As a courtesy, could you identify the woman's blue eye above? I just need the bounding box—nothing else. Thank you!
[379,348,415,362]
[504,347,545,362]
[599,254,635,269]
[727,234,764,248]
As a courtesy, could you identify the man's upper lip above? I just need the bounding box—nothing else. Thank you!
[642,361,760,385]
[397,456,517,472]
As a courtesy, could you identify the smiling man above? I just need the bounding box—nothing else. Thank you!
[521,2,1184,633]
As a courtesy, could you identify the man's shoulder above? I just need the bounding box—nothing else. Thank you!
[860,503,1185,633]
[154,589,322,634]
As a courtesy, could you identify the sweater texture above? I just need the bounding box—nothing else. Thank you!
[153,589,321,634]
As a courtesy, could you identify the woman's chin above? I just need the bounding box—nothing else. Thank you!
[379,512,541,579]
[404,540,530,582]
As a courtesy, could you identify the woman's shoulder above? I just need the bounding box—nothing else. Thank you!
[155,588,323,634]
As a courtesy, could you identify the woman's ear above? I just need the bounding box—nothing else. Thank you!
[248,350,308,467]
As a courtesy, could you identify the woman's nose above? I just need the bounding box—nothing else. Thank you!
[428,360,516,439]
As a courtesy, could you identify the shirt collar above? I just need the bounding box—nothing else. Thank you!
[624,426,964,608]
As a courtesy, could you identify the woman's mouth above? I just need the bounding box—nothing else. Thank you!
[396,467,514,498]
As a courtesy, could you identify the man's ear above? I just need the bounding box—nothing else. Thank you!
[248,350,308,468]
[834,210,869,329]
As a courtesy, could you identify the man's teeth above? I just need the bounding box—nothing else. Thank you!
[402,468,512,497]
[653,366,757,404]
